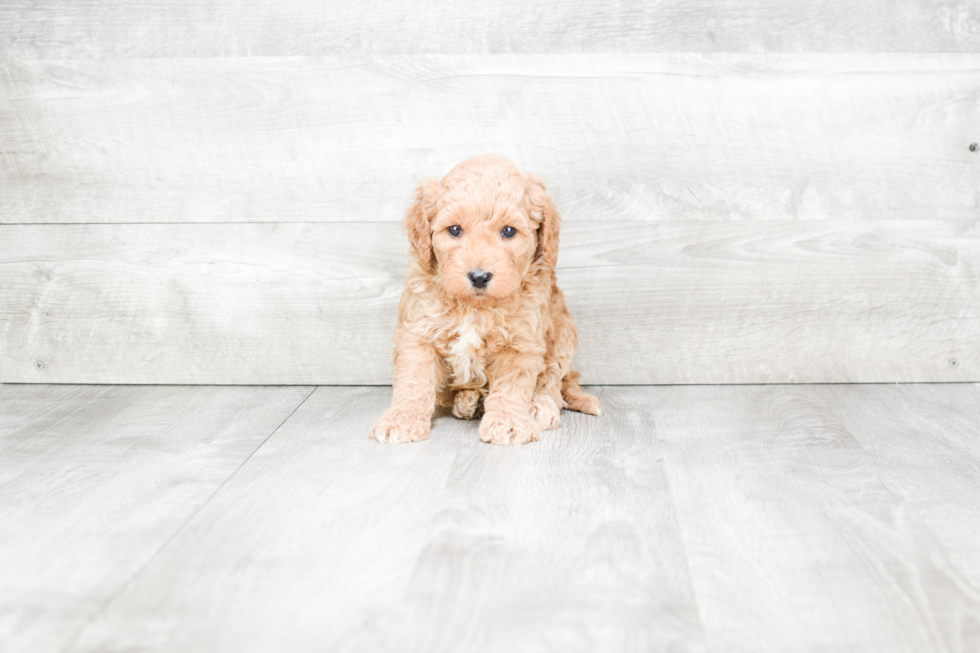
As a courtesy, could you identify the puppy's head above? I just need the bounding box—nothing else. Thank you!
[405,154,561,306]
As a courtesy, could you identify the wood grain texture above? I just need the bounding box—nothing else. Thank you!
[1,220,976,385]
[2,0,979,58]
[820,384,980,604]
[6,384,979,651]
[653,384,980,653]
[0,384,313,653]
[63,385,706,653]
[2,55,978,224]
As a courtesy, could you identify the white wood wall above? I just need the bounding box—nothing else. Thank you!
[1,3,978,384]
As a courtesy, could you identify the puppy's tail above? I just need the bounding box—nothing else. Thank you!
[561,371,601,416]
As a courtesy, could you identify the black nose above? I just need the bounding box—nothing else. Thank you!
[467,270,493,289]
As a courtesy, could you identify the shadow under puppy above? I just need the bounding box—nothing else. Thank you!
[371,154,600,446]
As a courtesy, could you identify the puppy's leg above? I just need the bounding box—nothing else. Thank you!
[531,356,563,431]
[532,325,568,430]
[480,351,543,446]
[533,292,600,427]
[370,338,443,443]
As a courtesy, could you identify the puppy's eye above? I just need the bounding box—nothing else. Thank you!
[448,225,462,237]
[501,226,517,239]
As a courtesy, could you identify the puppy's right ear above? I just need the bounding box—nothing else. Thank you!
[404,179,441,272]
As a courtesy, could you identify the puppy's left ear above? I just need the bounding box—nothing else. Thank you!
[525,175,561,269]
[404,178,442,272]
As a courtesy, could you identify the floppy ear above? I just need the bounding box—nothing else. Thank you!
[525,175,561,269]
[404,178,441,272]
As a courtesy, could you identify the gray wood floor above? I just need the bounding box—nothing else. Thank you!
[2,383,979,653]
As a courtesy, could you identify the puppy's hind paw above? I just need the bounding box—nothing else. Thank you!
[369,409,431,443]
[452,389,482,420]
[564,391,601,417]
[479,411,540,446]
[531,394,562,431]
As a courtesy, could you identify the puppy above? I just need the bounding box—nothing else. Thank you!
[370,154,600,446]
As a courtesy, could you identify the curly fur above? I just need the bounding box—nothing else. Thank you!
[370,154,600,446]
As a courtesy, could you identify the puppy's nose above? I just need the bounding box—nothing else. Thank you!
[467,270,493,289]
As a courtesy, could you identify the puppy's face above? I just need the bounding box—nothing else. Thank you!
[430,202,536,306]
[405,155,561,307]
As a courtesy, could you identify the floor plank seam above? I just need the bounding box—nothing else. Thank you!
[55,385,319,653]
[650,404,714,653]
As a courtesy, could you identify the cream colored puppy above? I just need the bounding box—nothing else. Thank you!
[370,154,600,446]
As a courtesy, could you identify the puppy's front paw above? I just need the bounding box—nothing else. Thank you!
[369,409,430,443]
[479,411,540,446]
[531,394,561,431]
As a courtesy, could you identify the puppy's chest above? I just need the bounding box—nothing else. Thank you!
[438,314,502,388]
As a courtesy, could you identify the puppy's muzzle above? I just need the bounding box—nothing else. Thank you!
[467,270,492,289]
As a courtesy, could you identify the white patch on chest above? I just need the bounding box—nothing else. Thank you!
[447,312,487,387]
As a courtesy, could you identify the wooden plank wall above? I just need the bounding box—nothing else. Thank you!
[1,3,978,384]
